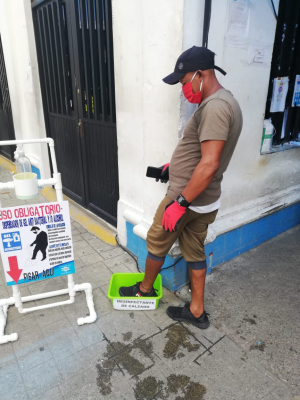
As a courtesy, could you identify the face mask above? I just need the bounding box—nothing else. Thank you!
[182,71,203,104]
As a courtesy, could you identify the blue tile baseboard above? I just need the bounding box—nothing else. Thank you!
[125,201,300,291]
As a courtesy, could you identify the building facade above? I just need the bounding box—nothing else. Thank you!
[0,0,299,290]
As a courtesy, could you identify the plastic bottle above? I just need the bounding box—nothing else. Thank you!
[13,145,39,199]
[261,119,274,153]
[14,145,32,176]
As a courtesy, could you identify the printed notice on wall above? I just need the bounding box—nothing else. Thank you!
[248,46,266,65]
[291,75,300,107]
[0,201,75,286]
[270,77,289,113]
[113,299,156,311]
[225,0,250,48]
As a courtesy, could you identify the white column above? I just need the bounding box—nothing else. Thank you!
[112,0,186,244]
[0,0,50,179]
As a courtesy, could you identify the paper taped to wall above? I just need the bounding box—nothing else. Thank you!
[270,77,289,113]
[248,45,266,64]
[225,0,250,48]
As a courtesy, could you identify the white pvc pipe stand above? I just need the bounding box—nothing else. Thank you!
[0,139,97,345]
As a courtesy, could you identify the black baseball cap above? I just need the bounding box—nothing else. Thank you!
[163,46,227,85]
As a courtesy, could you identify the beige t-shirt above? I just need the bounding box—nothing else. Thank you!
[167,89,243,207]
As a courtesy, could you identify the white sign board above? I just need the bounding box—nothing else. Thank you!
[113,299,156,311]
[0,201,75,286]
[292,75,300,107]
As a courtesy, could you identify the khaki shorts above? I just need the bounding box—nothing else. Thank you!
[146,196,218,265]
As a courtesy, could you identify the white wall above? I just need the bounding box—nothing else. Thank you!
[179,0,205,138]
[0,0,50,178]
[0,0,292,245]
[208,0,300,234]
[113,0,186,244]
[114,0,300,245]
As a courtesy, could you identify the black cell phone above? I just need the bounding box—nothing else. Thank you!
[146,166,163,179]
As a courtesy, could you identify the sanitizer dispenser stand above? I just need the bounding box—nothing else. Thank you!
[0,138,97,345]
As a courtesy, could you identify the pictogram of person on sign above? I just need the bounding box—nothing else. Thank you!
[30,226,48,261]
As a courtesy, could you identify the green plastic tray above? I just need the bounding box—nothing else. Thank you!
[107,273,163,310]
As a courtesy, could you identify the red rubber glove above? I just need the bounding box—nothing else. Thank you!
[162,163,170,172]
[156,163,170,183]
[162,201,187,232]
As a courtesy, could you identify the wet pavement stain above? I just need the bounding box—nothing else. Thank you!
[133,374,207,400]
[115,349,146,376]
[250,341,266,351]
[137,339,154,358]
[163,325,200,359]
[96,333,205,398]
[123,331,133,341]
[134,376,164,400]
[109,341,146,376]
[96,359,116,396]
[167,374,190,393]
[110,341,127,354]
[243,317,257,325]
[167,374,206,400]
[178,381,207,400]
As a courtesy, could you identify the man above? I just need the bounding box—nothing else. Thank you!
[120,46,243,329]
[30,226,48,261]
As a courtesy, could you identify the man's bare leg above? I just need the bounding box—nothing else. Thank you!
[189,268,207,317]
[139,256,165,293]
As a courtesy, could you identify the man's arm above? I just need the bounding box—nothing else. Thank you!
[161,140,225,232]
[181,140,225,203]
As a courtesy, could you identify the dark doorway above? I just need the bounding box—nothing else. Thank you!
[0,36,16,160]
[32,0,119,227]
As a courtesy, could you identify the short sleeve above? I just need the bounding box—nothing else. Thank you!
[196,99,232,143]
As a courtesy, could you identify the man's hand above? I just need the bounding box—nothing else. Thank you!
[156,163,170,183]
[162,201,186,232]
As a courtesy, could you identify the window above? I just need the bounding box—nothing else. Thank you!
[264,0,300,152]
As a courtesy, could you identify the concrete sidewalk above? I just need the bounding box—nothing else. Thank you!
[0,166,298,399]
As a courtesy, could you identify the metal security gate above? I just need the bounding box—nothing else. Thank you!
[0,36,16,160]
[32,0,119,226]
